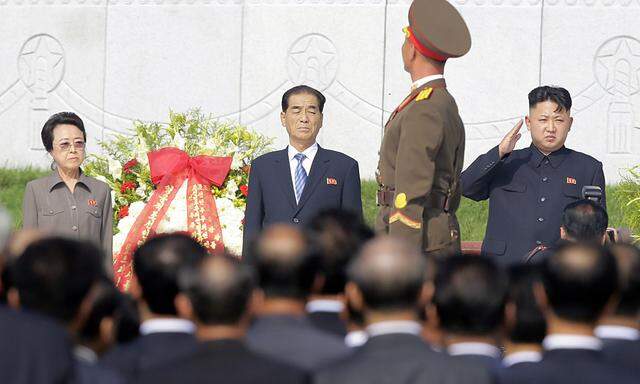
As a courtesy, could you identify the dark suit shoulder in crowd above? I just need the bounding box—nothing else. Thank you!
[307,311,348,338]
[500,349,637,384]
[138,339,309,384]
[314,334,491,384]
[100,332,198,380]
[74,360,125,384]
[450,354,502,380]
[601,338,640,374]
[461,145,606,265]
[0,306,75,384]
[247,314,352,371]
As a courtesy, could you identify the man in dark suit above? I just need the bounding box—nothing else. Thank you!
[246,224,352,370]
[138,253,308,384]
[314,237,491,384]
[8,237,123,383]
[101,233,208,381]
[242,85,362,259]
[306,209,373,338]
[461,86,606,265]
[501,243,638,384]
[434,254,507,376]
[501,264,546,369]
[595,243,640,374]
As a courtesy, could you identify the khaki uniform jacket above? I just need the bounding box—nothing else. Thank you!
[22,170,113,270]
[375,79,465,256]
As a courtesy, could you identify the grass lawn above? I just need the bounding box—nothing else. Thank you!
[0,168,635,241]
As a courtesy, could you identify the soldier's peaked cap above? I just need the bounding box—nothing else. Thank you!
[408,0,471,61]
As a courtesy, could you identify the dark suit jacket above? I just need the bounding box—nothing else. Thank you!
[100,331,197,381]
[242,146,362,258]
[74,359,125,384]
[138,339,309,384]
[461,144,605,265]
[0,306,74,384]
[308,311,347,337]
[314,333,492,384]
[500,348,638,384]
[601,338,640,374]
[246,314,352,371]
[450,353,502,381]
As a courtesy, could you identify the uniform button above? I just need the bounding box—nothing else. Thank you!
[536,240,542,245]
[72,225,78,231]
[71,205,77,210]
[537,217,544,222]
[540,196,546,202]
[542,177,548,182]
[49,210,54,214]
[292,218,300,224]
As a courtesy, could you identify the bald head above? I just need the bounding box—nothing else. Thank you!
[253,224,319,299]
[348,237,426,311]
[179,254,254,325]
[542,242,617,323]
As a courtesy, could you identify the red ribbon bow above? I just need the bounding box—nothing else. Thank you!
[113,147,232,291]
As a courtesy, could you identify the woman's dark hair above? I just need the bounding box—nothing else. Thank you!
[41,112,86,152]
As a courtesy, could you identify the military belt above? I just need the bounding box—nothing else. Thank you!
[377,188,450,212]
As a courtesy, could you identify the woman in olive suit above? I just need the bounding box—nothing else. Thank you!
[22,112,113,268]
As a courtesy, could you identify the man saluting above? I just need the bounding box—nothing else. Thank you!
[461,86,606,265]
[376,0,471,258]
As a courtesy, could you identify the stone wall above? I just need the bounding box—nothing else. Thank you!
[1,0,639,182]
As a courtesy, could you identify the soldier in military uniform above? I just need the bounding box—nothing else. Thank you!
[461,86,606,265]
[375,0,471,257]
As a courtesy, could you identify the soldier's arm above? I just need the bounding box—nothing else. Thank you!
[460,145,503,201]
[592,161,606,210]
[389,103,443,244]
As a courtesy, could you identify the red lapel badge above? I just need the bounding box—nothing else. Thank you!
[566,177,577,185]
[88,199,97,207]
[326,177,337,185]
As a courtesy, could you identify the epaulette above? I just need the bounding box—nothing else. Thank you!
[415,87,433,102]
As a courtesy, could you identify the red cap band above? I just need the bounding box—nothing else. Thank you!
[405,26,447,63]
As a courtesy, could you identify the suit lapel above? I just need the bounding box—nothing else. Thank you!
[274,148,297,210]
[295,146,329,214]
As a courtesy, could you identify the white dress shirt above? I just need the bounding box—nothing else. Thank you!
[411,74,445,91]
[447,342,501,358]
[502,350,542,367]
[139,318,196,336]
[345,330,368,348]
[366,320,422,338]
[594,325,640,341]
[542,334,602,351]
[288,143,318,193]
[306,299,344,314]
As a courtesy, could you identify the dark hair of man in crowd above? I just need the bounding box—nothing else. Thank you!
[179,253,254,325]
[249,224,320,300]
[308,209,374,295]
[281,85,327,113]
[78,278,126,353]
[561,199,608,243]
[609,243,640,317]
[133,233,209,315]
[41,112,87,152]
[528,85,572,112]
[507,264,546,344]
[433,254,508,336]
[347,237,426,311]
[113,294,141,343]
[541,242,617,323]
[12,237,104,322]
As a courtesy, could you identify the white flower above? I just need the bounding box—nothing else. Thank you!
[110,190,116,206]
[108,158,122,180]
[231,152,243,169]
[173,131,186,150]
[95,175,109,184]
[156,181,189,234]
[129,201,146,219]
[136,184,147,198]
[113,232,127,255]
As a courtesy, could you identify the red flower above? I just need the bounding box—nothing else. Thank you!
[123,159,139,174]
[239,185,248,197]
[118,205,129,219]
[120,181,137,193]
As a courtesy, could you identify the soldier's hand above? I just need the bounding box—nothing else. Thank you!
[498,119,523,159]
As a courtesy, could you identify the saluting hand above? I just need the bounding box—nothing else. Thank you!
[498,119,523,159]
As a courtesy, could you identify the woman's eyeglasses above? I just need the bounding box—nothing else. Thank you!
[57,141,86,151]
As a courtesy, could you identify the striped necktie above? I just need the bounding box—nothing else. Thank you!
[293,153,307,204]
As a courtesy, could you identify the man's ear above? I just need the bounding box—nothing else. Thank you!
[533,282,549,313]
[174,293,194,321]
[345,282,364,314]
[7,288,20,310]
[312,274,325,295]
[128,276,142,301]
[419,282,435,308]
[525,115,532,131]
[568,116,573,131]
[560,226,567,240]
[280,111,287,127]
[504,301,517,332]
